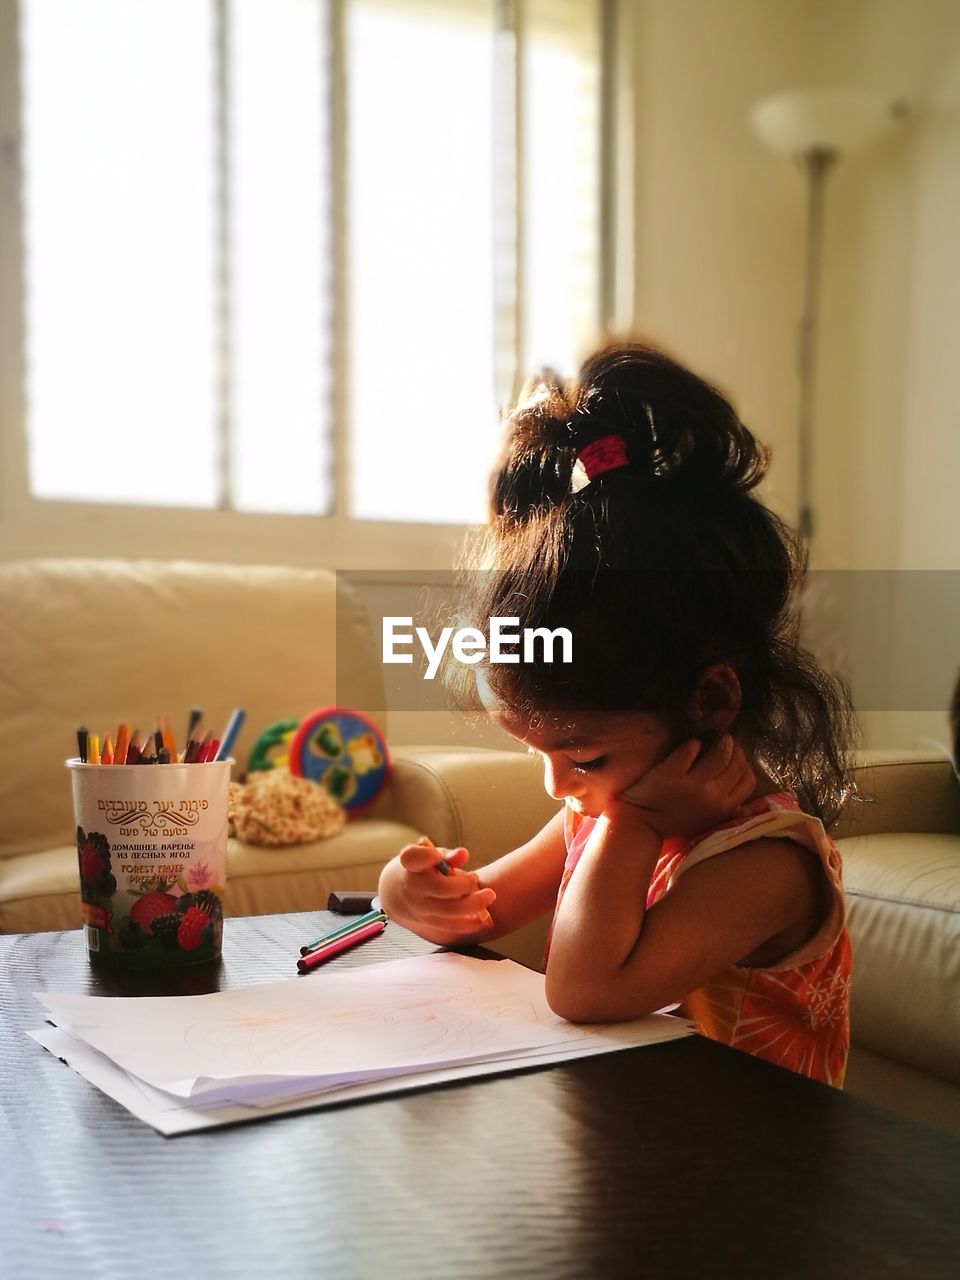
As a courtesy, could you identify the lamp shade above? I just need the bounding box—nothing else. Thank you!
[749,87,895,159]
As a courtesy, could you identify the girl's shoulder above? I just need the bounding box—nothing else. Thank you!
[682,789,841,878]
[655,789,847,971]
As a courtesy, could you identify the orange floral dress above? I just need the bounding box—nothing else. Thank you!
[550,792,852,1087]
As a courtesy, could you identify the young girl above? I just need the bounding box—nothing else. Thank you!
[379,342,857,1087]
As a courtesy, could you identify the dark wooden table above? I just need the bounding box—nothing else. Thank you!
[3,912,959,1279]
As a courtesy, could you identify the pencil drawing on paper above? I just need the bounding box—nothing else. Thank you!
[180,974,564,1072]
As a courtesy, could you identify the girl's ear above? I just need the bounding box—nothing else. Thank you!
[690,664,742,732]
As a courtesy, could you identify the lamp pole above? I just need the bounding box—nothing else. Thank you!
[796,146,837,543]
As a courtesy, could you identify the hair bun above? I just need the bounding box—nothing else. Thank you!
[489,368,579,523]
[576,343,769,492]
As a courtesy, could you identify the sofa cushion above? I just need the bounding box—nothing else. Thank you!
[838,832,960,1085]
[0,821,419,935]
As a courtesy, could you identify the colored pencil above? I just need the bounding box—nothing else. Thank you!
[114,724,130,768]
[200,738,220,764]
[186,707,203,746]
[76,726,88,764]
[183,725,204,763]
[100,736,114,765]
[126,731,142,765]
[138,736,157,765]
[88,734,100,766]
[214,708,245,762]
[299,909,387,956]
[296,919,386,973]
[160,715,176,760]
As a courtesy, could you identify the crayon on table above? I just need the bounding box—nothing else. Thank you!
[299,909,387,955]
[296,919,387,973]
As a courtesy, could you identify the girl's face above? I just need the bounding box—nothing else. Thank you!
[487,702,675,819]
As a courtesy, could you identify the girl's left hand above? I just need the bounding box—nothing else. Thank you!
[613,734,756,839]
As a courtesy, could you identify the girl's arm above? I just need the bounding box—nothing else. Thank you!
[545,801,823,1022]
[378,808,568,948]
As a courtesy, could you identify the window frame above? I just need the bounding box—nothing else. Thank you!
[0,0,633,570]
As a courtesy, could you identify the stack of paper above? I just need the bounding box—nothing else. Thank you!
[30,952,692,1135]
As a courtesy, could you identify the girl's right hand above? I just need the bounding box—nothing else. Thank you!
[390,837,496,936]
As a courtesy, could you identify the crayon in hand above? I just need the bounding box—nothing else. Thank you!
[418,835,494,929]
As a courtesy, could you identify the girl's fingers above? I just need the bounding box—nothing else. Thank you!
[422,885,491,916]
[663,738,702,775]
[399,841,470,875]
[399,844,443,873]
[423,886,496,913]
[418,893,496,929]
[694,733,735,779]
[426,877,492,907]
[730,765,756,803]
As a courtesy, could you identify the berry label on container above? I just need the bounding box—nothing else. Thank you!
[68,759,231,967]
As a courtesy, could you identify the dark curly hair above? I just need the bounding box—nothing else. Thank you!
[449,340,858,829]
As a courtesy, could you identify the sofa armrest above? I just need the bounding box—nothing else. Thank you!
[833,755,960,840]
[372,746,561,867]
[377,749,960,851]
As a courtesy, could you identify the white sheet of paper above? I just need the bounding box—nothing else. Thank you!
[30,1010,692,1136]
[34,953,676,1097]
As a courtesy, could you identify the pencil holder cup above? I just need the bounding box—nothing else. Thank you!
[67,759,232,968]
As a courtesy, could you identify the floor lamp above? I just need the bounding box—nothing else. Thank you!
[749,88,898,542]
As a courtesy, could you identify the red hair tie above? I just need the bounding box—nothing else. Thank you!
[576,434,629,480]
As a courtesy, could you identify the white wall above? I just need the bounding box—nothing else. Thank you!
[809,0,960,749]
[627,0,960,752]
[628,0,813,529]
[808,0,960,572]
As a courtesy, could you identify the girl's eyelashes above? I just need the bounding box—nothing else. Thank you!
[570,755,607,774]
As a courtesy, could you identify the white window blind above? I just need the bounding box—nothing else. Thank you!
[228,0,332,515]
[20,0,220,508]
[523,0,601,378]
[18,0,603,525]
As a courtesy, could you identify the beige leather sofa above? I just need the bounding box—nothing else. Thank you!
[1,559,958,1135]
[0,558,556,933]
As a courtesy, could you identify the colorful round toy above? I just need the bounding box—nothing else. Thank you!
[247,719,300,774]
[288,707,390,816]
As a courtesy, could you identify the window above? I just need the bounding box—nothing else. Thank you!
[15,0,605,527]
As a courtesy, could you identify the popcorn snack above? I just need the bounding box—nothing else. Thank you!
[229,767,346,846]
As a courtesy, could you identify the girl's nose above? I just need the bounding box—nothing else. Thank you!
[542,754,579,801]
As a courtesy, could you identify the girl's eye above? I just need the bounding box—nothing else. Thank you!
[570,756,606,774]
